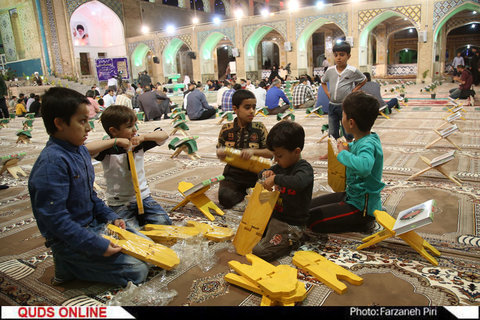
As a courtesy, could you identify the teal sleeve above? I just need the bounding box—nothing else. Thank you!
[337,144,375,177]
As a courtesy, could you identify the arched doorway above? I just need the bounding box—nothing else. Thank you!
[131,43,154,81]
[296,17,346,77]
[199,31,234,81]
[163,38,193,81]
[70,1,126,78]
[360,11,418,78]
[244,26,287,81]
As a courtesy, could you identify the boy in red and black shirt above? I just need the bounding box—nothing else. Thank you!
[253,121,314,262]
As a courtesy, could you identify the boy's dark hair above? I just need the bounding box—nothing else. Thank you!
[333,41,351,54]
[266,121,305,151]
[342,91,379,132]
[100,105,137,137]
[258,81,266,88]
[41,87,89,135]
[86,90,95,98]
[98,98,104,106]
[363,72,372,82]
[76,24,84,31]
[233,83,242,91]
[232,89,255,108]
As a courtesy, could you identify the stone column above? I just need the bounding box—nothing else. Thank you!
[375,24,387,77]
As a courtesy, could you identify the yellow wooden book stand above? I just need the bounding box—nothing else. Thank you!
[356,210,441,266]
[233,183,280,255]
[141,224,200,245]
[223,147,273,174]
[292,251,363,295]
[407,155,462,186]
[141,220,234,245]
[170,181,224,221]
[103,224,180,270]
[184,220,234,242]
[327,138,346,192]
[225,254,307,306]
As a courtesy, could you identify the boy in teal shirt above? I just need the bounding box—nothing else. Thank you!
[308,91,384,233]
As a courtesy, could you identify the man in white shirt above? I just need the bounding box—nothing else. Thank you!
[452,52,465,79]
[245,79,255,92]
[103,89,116,108]
[253,81,267,108]
[107,76,118,91]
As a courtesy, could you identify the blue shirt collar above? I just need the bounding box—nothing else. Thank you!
[48,136,80,153]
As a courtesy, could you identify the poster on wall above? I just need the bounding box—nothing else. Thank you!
[71,21,89,46]
[95,58,129,82]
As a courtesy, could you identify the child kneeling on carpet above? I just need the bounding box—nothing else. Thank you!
[308,91,385,234]
[216,89,272,210]
[28,88,149,287]
[252,121,314,261]
[86,104,172,229]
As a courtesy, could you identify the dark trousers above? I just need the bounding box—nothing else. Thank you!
[218,179,252,209]
[0,97,9,118]
[307,192,374,233]
[267,104,290,115]
[328,103,353,141]
[191,108,216,120]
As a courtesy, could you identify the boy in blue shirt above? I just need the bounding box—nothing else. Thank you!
[253,121,314,262]
[308,91,385,233]
[28,88,149,287]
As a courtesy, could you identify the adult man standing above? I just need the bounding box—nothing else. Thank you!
[265,79,290,115]
[449,65,473,99]
[292,77,316,109]
[138,85,170,121]
[0,76,9,119]
[452,52,465,79]
[186,82,216,120]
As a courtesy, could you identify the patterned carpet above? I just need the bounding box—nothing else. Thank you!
[0,82,479,306]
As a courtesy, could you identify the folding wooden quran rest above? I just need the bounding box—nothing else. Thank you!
[0,153,27,179]
[217,111,234,124]
[169,119,190,137]
[225,254,308,306]
[233,183,280,255]
[103,224,179,270]
[292,251,363,295]
[356,210,441,266]
[327,138,346,192]
[305,105,324,118]
[407,154,462,186]
[255,107,269,117]
[425,125,461,150]
[170,176,225,221]
[168,136,200,160]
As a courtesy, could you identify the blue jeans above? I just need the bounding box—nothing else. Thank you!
[49,219,149,287]
[328,103,353,141]
[110,195,172,229]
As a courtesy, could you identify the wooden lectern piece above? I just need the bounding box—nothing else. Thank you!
[327,138,346,192]
[218,111,234,124]
[292,251,363,295]
[306,106,324,118]
[225,254,307,306]
[356,210,441,266]
[233,183,280,255]
[170,119,190,137]
[255,107,269,117]
[141,220,233,245]
[16,130,32,144]
[223,147,273,174]
[170,176,225,221]
[407,153,462,186]
[425,125,461,150]
[127,150,145,224]
[103,224,179,270]
[277,111,295,121]
[168,136,200,160]
[0,153,27,179]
